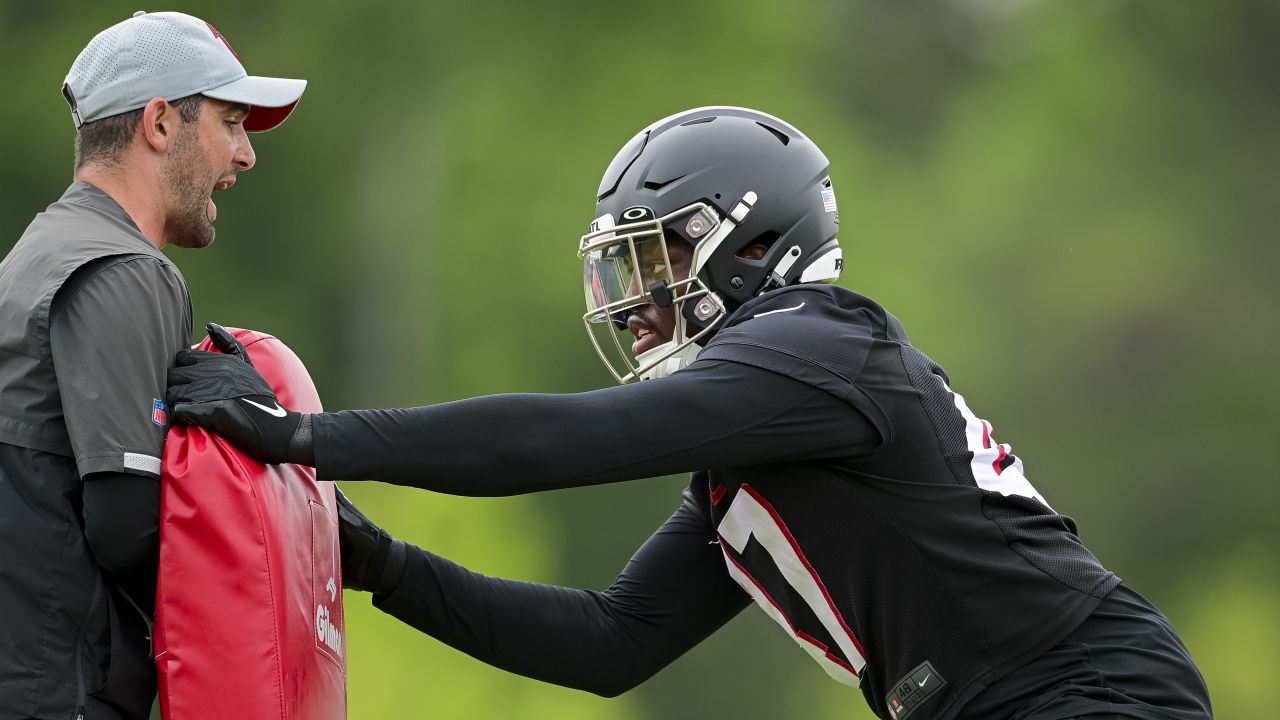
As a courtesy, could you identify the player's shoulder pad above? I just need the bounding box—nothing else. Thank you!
[706,285,904,376]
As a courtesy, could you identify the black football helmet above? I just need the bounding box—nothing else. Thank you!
[579,106,843,383]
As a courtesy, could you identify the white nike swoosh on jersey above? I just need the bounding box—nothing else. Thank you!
[918,673,931,688]
[241,397,287,417]
[753,302,805,318]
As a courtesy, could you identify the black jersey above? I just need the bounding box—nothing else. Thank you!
[312,285,1150,720]
[696,285,1119,719]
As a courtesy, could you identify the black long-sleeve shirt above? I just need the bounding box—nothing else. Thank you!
[82,471,161,614]
[314,359,876,695]
[281,284,1214,720]
[316,359,872,494]
[306,284,1204,720]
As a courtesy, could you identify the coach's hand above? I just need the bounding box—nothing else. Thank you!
[335,487,407,596]
[167,324,309,465]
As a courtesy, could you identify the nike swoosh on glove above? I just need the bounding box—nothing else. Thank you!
[167,329,306,465]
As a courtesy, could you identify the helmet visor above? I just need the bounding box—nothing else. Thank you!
[583,235,673,322]
[579,203,721,320]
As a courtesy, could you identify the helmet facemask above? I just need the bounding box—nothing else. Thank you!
[580,202,738,384]
[581,106,842,384]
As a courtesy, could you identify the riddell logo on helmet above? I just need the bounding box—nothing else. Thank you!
[206,22,241,61]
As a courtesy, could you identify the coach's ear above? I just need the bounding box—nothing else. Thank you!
[139,97,182,154]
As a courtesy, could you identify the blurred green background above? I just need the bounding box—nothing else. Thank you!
[3,0,1276,717]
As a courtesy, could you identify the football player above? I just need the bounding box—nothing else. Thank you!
[168,107,1211,720]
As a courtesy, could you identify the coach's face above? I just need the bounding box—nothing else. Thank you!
[626,237,693,356]
[162,98,256,249]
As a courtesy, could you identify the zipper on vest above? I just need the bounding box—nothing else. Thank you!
[74,579,104,719]
[115,584,155,660]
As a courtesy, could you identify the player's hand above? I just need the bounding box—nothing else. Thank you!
[205,322,255,366]
[166,329,303,464]
[335,487,406,596]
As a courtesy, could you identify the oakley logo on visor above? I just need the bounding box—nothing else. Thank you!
[621,206,654,222]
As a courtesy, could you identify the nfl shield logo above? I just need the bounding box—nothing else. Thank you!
[152,398,168,428]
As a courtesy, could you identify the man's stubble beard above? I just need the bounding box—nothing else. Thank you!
[161,123,217,250]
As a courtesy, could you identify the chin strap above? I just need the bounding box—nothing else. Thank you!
[757,244,804,294]
[691,191,758,276]
[635,341,701,381]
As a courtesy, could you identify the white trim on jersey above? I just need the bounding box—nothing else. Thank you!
[123,452,161,476]
[718,484,866,686]
[947,385,1051,508]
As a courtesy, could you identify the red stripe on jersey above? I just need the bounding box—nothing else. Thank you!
[719,539,861,678]
[719,539,798,634]
[795,630,859,676]
[981,420,1008,475]
[739,484,866,658]
[710,483,727,506]
[992,444,1008,476]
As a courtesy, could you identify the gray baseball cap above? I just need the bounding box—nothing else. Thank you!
[63,11,307,132]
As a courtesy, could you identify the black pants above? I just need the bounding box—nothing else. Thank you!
[958,584,1212,720]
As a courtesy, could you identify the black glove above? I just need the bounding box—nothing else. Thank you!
[335,487,406,596]
[205,322,255,366]
[167,323,310,465]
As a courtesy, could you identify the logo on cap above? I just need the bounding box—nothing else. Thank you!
[206,22,241,61]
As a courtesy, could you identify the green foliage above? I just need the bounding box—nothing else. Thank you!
[3,1,1274,717]
[1171,544,1280,718]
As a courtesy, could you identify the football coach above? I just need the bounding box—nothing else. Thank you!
[168,107,1211,719]
[0,12,304,719]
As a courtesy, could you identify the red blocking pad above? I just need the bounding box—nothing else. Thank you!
[155,329,346,719]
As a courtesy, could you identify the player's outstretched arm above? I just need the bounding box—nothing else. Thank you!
[168,344,876,494]
[313,359,875,495]
[366,480,750,696]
